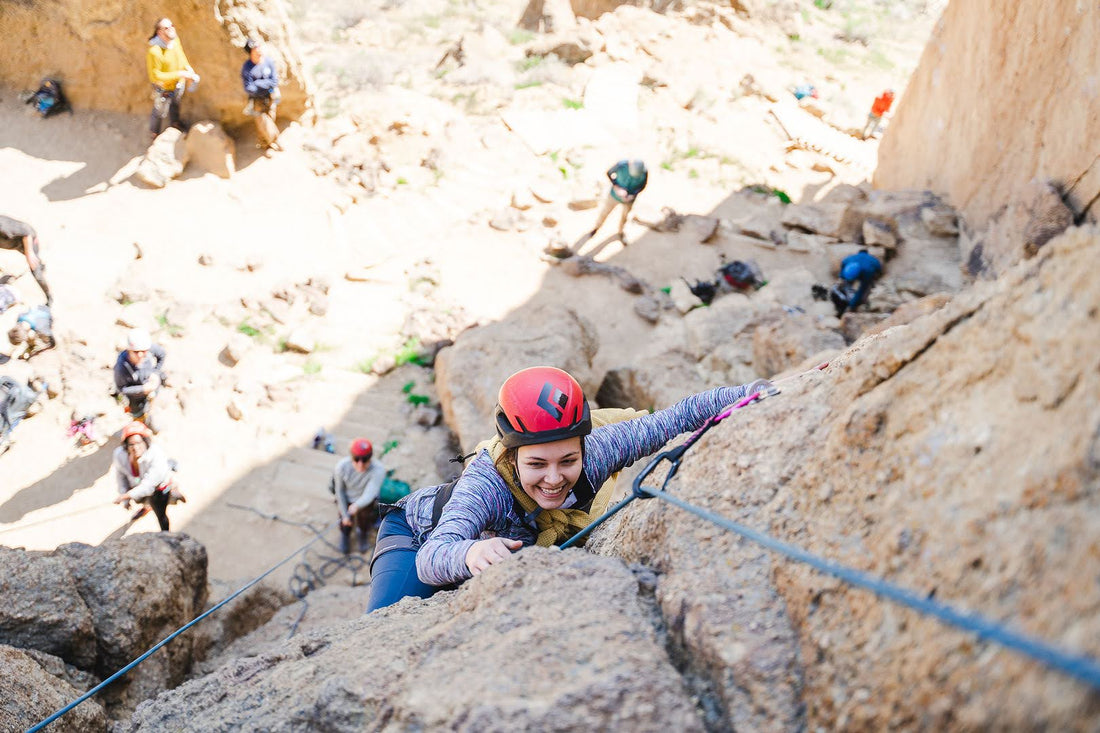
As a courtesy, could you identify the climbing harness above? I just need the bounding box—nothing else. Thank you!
[27,532,325,733]
[562,364,1100,690]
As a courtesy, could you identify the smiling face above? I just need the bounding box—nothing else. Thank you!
[515,437,583,510]
[156,19,177,42]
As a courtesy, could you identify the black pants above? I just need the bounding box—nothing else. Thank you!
[150,90,182,135]
[340,501,378,536]
[149,489,170,531]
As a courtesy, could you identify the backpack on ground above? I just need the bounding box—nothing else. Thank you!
[718,259,765,291]
[25,78,70,118]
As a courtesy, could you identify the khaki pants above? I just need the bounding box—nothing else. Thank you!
[591,194,634,236]
[248,97,279,148]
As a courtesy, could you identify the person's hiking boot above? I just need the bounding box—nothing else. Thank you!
[338,529,351,556]
[131,505,150,521]
[357,529,371,554]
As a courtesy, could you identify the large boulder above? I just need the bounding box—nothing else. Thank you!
[54,533,208,715]
[875,1,1098,274]
[434,304,599,451]
[0,0,311,127]
[0,548,97,670]
[126,550,705,731]
[595,226,1100,729]
[0,645,107,732]
[133,129,188,189]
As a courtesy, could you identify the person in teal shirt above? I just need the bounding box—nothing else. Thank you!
[576,159,648,251]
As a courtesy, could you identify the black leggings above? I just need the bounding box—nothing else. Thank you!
[149,489,170,531]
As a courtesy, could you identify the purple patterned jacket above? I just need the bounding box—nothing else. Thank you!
[400,385,751,586]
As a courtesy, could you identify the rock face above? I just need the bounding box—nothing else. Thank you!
[0,534,208,723]
[874,1,1098,275]
[0,645,107,732]
[126,550,705,731]
[594,226,1100,729]
[0,0,311,127]
[434,304,599,451]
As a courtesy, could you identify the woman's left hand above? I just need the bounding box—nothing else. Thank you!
[114,492,133,505]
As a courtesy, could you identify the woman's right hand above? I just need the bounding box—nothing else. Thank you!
[465,537,523,576]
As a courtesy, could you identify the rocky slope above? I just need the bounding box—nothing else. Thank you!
[874,0,1098,277]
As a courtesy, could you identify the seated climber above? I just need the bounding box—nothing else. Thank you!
[332,437,387,555]
[366,366,771,612]
[7,304,55,360]
[831,249,883,317]
[0,215,52,306]
[576,159,649,251]
[0,375,47,454]
[113,328,168,432]
[112,421,185,531]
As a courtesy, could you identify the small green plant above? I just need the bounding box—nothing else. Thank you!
[396,177,408,185]
[508,29,534,45]
[561,98,583,110]
[514,80,542,90]
[688,169,699,179]
[303,359,323,376]
[356,357,375,374]
[393,338,424,366]
[382,439,400,455]
[276,337,288,353]
[238,321,261,338]
[516,55,544,73]
[156,313,184,338]
[422,14,441,28]
[660,161,673,171]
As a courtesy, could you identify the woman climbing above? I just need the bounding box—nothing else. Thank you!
[367,366,768,612]
[112,421,185,531]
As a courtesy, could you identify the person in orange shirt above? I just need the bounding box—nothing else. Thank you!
[862,89,895,140]
[146,17,200,140]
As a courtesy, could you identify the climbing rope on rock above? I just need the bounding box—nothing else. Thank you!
[27,532,324,733]
[563,364,1100,690]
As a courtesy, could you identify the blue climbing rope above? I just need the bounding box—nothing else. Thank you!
[26,533,324,733]
[562,380,1100,690]
[639,486,1100,689]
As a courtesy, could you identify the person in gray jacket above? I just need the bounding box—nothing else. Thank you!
[113,328,167,431]
[112,421,184,530]
[334,437,387,554]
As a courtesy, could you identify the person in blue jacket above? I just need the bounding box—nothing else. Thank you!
[831,249,883,316]
[575,159,648,252]
[241,38,281,152]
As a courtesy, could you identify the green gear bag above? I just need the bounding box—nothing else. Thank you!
[379,473,412,504]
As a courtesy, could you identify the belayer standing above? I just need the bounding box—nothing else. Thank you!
[241,38,282,152]
[113,328,168,432]
[576,159,649,251]
[366,366,769,612]
[146,17,200,141]
[0,215,52,306]
[332,437,387,555]
[112,421,185,531]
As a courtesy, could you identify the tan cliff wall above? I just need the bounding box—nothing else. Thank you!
[874,1,1099,275]
[0,0,311,128]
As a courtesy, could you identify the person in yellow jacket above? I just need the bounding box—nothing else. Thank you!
[146,17,200,140]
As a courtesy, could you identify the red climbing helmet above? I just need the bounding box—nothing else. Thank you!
[495,366,591,448]
[350,438,373,460]
[122,420,152,444]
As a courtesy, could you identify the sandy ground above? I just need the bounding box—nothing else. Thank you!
[0,0,935,604]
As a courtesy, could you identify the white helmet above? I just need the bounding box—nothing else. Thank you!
[127,328,152,352]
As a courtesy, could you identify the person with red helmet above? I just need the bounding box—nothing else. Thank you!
[332,437,387,555]
[112,421,184,531]
[366,366,769,612]
[862,88,896,140]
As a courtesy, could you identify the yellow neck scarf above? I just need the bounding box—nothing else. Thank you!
[475,407,648,547]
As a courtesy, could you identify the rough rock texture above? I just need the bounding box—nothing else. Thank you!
[875,1,1098,275]
[126,551,704,731]
[55,534,208,715]
[752,312,846,378]
[0,644,107,733]
[133,128,188,189]
[595,226,1100,729]
[435,304,599,451]
[0,547,97,670]
[0,0,311,127]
